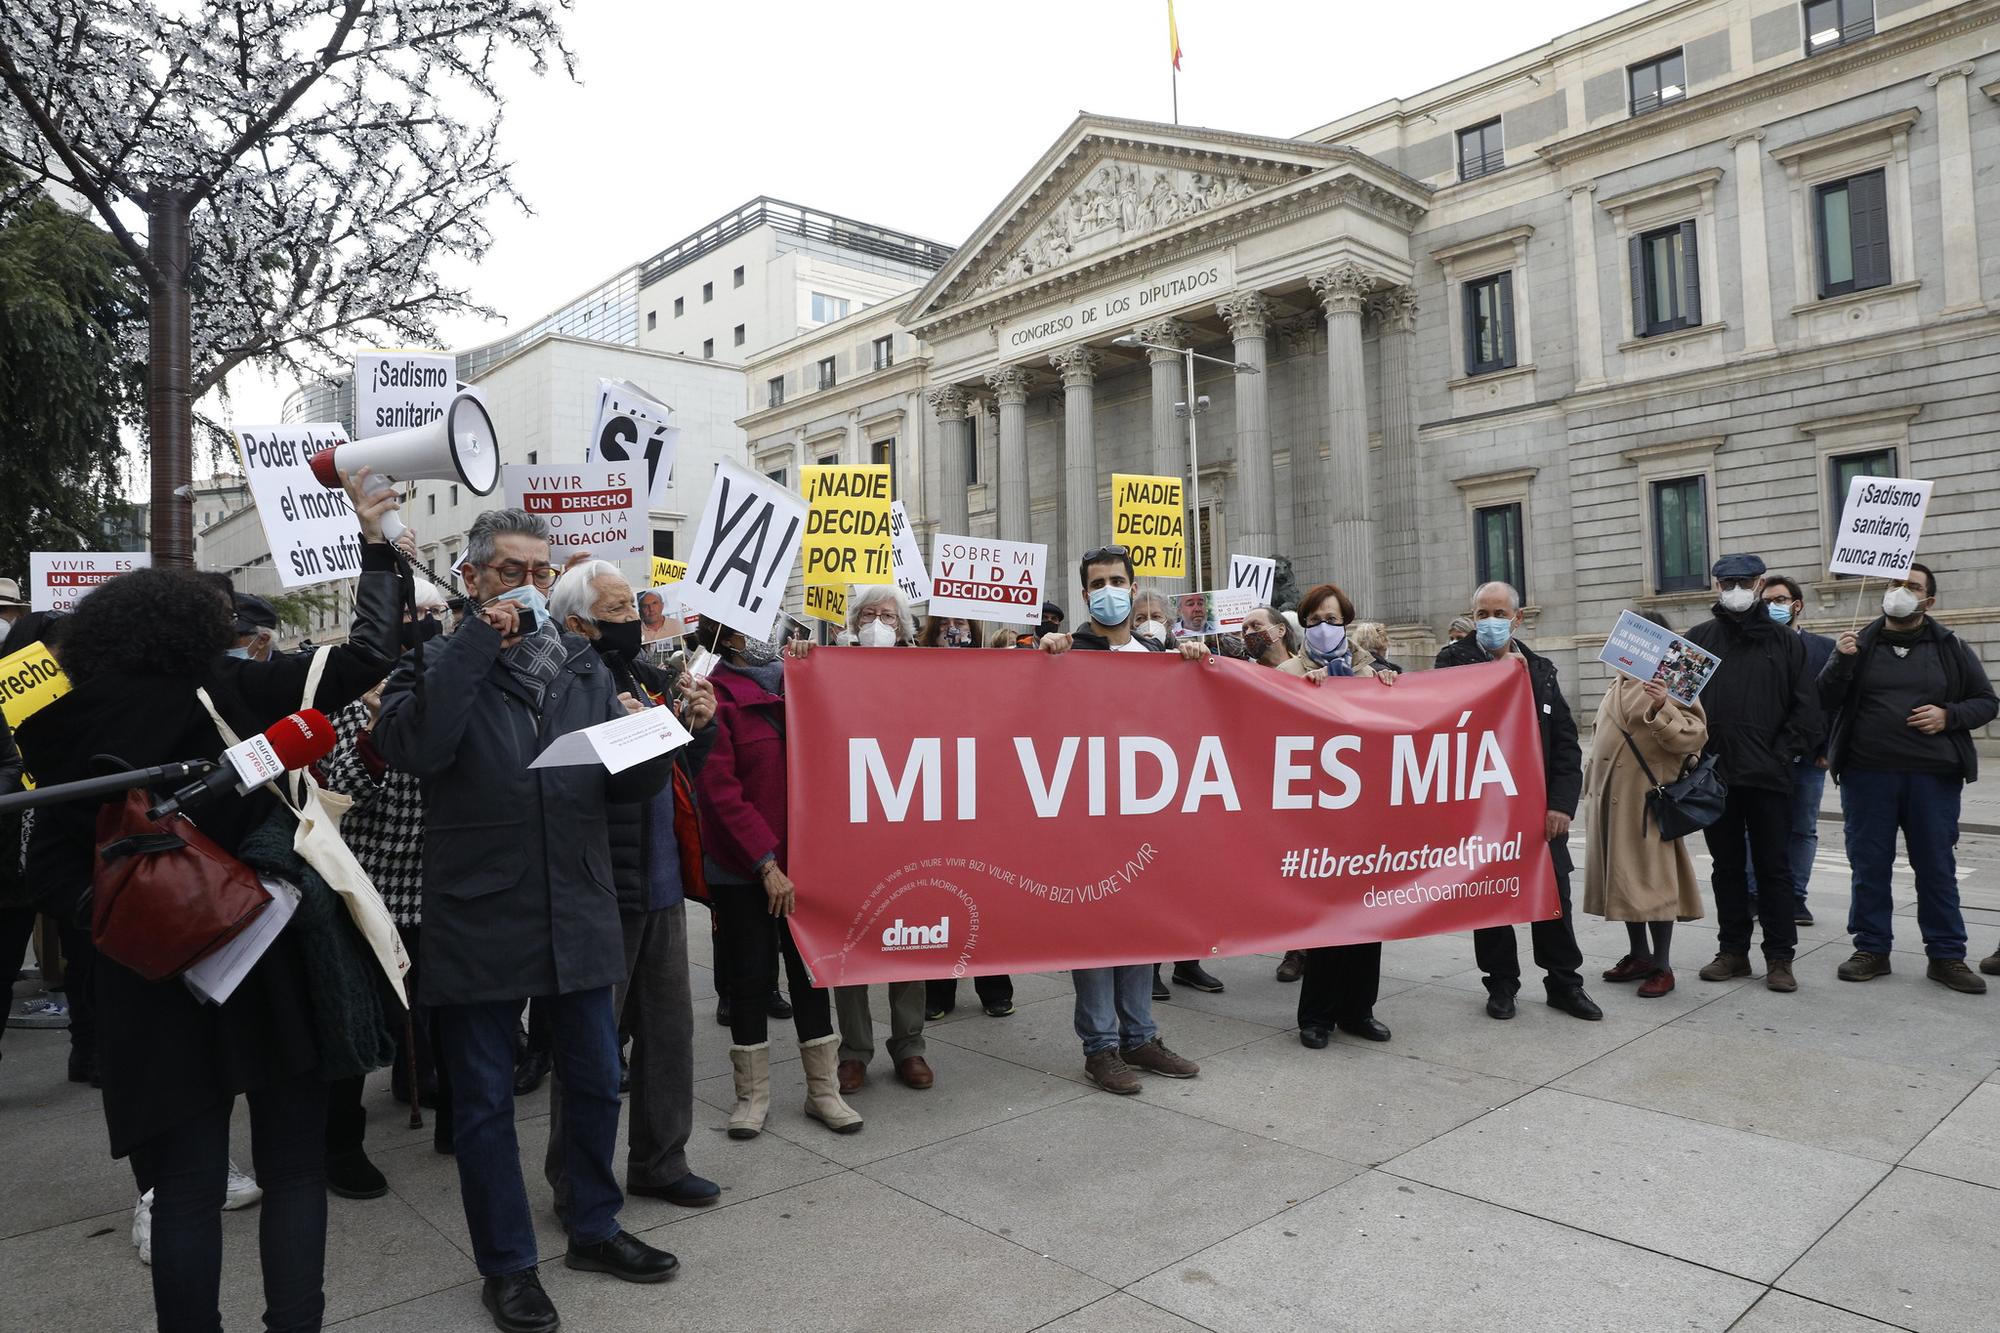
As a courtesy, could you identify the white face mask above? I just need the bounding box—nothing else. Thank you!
[1718,587,1756,613]
[1135,620,1168,644]
[1882,586,1922,620]
[857,620,898,648]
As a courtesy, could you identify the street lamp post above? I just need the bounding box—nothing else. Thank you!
[1112,334,1261,592]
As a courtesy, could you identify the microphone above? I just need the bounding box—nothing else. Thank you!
[148,709,339,820]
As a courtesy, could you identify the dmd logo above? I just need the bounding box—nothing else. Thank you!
[880,917,950,951]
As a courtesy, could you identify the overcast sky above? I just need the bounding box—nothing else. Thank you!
[208,0,1626,444]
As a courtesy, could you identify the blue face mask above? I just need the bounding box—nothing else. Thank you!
[1087,586,1131,627]
[225,646,252,660]
[1767,601,1793,625]
[493,584,548,618]
[1475,616,1514,652]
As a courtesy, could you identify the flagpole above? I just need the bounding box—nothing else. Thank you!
[1172,66,1179,126]
[1169,0,1179,125]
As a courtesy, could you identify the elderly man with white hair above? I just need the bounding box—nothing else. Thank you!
[542,558,724,1216]
[826,584,936,1093]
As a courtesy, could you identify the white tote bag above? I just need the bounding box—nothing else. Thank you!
[199,649,410,1005]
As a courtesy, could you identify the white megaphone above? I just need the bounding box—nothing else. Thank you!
[308,390,501,544]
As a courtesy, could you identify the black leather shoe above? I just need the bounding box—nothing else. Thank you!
[513,1049,551,1097]
[628,1173,719,1207]
[1485,992,1517,1020]
[1336,1017,1392,1042]
[481,1269,558,1333]
[1298,1025,1330,1049]
[325,1150,388,1200]
[766,989,793,1020]
[1547,988,1604,1021]
[564,1230,679,1284]
[1172,962,1226,993]
[1151,966,1171,1002]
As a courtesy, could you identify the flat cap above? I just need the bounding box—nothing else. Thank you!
[1710,553,1766,580]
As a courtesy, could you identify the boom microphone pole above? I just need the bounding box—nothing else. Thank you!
[0,759,219,816]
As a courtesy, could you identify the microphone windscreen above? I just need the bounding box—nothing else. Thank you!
[262,708,338,771]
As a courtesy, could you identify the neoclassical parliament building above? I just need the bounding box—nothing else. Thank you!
[742,0,2000,698]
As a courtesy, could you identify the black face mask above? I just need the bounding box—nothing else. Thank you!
[590,618,643,663]
[400,617,443,649]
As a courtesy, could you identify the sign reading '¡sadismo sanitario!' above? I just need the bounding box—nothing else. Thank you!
[997,253,1234,357]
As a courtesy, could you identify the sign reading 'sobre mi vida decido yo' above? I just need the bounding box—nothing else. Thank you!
[997,252,1234,357]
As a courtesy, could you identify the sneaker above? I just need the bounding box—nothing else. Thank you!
[982,1000,1015,1018]
[132,1191,152,1266]
[1083,1048,1141,1095]
[1601,954,1657,983]
[1928,958,1988,995]
[1979,947,2000,977]
[1765,959,1798,993]
[1637,969,1676,998]
[1795,909,1815,927]
[1119,1037,1199,1079]
[1698,952,1752,982]
[224,1160,263,1210]
[1836,951,1892,982]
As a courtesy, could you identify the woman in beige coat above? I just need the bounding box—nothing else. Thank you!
[1584,672,1708,997]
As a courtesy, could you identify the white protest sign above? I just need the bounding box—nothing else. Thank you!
[929,534,1046,627]
[235,423,366,588]
[28,552,149,612]
[588,379,680,509]
[1209,587,1258,635]
[353,350,456,439]
[504,462,647,561]
[528,705,693,774]
[889,501,933,604]
[1828,475,1934,579]
[1227,553,1276,603]
[680,459,807,641]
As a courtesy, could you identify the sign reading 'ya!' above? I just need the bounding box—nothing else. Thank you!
[997,252,1234,358]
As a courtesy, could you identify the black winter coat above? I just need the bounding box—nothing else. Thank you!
[373,617,673,1006]
[11,546,402,1157]
[1818,616,1997,783]
[1682,603,1821,792]
[601,655,716,915]
[1434,636,1582,876]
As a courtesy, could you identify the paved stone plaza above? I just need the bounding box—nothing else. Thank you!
[5,831,2000,1332]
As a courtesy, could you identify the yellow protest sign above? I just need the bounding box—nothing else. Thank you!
[650,556,687,587]
[1112,473,1186,578]
[803,582,847,626]
[0,641,70,729]
[801,464,893,587]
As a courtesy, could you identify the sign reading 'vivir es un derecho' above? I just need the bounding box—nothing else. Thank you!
[997,252,1234,358]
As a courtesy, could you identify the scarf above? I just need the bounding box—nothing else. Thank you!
[502,620,567,707]
[730,656,786,697]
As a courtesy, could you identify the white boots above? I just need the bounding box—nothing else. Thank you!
[727,1043,770,1139]
[798,1034,863,1134]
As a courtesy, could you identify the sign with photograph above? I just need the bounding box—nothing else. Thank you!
[1598,610,1722,707]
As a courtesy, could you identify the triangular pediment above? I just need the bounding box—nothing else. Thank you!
[905,113,1426,329]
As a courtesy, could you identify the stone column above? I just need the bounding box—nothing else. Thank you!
[1136,317,1190,589]
[1217,293,1275,558]
[984,366,1034,543]
[1308,262,1376,612]
[1368,285,1419,626]
[1565,184,1604,387]
[1929,63,1982,314]
[1730,131,1776,355]
[1049,346,1102,601]
[926,385,970,535]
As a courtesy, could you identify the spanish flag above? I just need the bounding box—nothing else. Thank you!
[1169,0,1183,70]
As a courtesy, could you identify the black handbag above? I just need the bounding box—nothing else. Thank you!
[1620,730,1728,841]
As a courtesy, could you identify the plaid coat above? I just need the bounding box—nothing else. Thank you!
[320,699,427,927]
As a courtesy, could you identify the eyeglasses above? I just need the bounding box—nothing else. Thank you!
[1716,577,1759,591]
[1081,544,1130,564]
[476,561,557,588]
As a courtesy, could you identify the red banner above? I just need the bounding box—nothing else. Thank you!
[785,650,1556,985]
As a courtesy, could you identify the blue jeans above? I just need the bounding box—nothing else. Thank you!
[1745,760,1827,910]
[440,986,624,1276]
[1072,965,1157,1056]
[1841,769,1967,960]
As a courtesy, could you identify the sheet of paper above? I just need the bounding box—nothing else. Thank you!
[182,876,300,1006]
[529,704,693,774]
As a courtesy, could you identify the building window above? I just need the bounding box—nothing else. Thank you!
[1457,118,1504,181]
[817,356,837,390]
[817,453,839,468]
[1814,169,1889,298]
[966,433,979,486]
[871,438,897,497]
[702,338,714,359]
[673,297,684,317]
[766,467,787,487]
[1474,503,1526,601]
[646,311,656,331]
[526,451,537,465]
[1650,476,1710,593]
[733,324,745,347]
[1805,0,1873,54]
[872,336,894,371]
[1628,49,1686,116]
[810,292,849,323]
[767,376,785,408]
[1631,221,1702,335]
[1462,273,1516,375]
[1828,447,1898,571]
[702,281,713,303]
[427,494,436,515]
[449,483,460,506]
[733,265,745,288]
